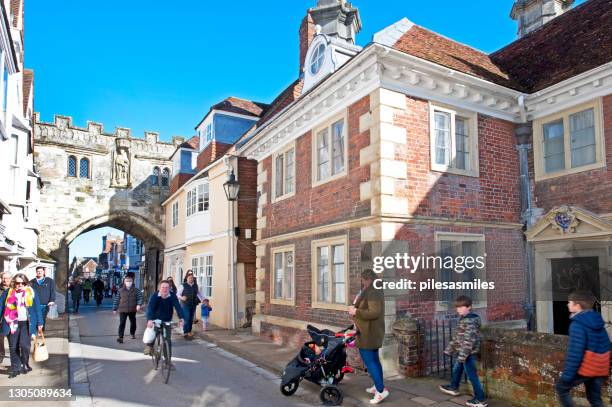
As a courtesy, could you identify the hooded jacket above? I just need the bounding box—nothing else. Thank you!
[445,312,481,362]
[561,310,611,381]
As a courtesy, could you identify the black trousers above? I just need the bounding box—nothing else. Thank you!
[8,321,30,373]
[0,334,5,359]
[118,312,137,337]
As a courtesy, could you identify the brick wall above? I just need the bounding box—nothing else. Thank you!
[532,94,612,214]
[237,157,257,265]
[393,95,522,223]
[196,141,231,172]
[299,12,315,74]
[169,173,194,195]
[261,228,362,327]
[481,327,612,406]
[260,95,371,239]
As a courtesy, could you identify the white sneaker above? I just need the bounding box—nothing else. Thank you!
[369,388,389,404]
[366,385,377,394]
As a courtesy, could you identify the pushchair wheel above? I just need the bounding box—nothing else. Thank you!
[320,385,343,406]
[280,380,299,396]
[332,371,344,384]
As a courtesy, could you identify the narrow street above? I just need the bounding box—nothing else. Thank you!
[73,298,312,407]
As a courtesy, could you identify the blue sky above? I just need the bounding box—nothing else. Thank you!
[24,0,585,142]
[69,227,123,259]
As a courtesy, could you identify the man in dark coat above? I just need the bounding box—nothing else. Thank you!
[29,266,56,330]
[0,271,11,361]
[113,275,143,343]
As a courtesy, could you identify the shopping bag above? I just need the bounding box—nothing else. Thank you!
[33,332,49,362]
[47,304,59,320]
[142,326,156,344]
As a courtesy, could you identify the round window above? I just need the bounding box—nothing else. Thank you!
[310,43,326,75]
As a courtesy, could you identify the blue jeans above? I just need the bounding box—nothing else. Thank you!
[450,355,485,401]
[40,305,48,329]
[182,304,196,334]
[359,348,385,393]
[556,376,604,407]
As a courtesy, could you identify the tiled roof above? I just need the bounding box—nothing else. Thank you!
[391,0,612,93]
[490,0,612,93]
[23,69,33,116]
[391,25,521,90]
[212,97,269,118]
[180,135,199,150]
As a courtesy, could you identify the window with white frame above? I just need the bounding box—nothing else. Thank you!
[435,232,486,309]
[171,201,179,228]
[186,183,209,216]
[191,255,213,298]
[205,123,213,143]
[2,60,8,113]
[313,116,347,184]
[534,99,604,180]
[273,146,295,200]
[271,246,294,304]
[430,104,479,176]
[312,237,348,309]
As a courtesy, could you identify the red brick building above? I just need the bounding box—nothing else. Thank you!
[235,0,612,370]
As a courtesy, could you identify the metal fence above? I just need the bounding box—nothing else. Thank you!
[417,318,461,379]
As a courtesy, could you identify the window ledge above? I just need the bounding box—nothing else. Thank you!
[271,191,296,204]
[535,161,606,182]
[311,301,349,311]
[270,298,296,306]
[431,165,479,178]
[311,171,348,189]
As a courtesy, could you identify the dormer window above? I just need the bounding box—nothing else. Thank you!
[310,43,326,75]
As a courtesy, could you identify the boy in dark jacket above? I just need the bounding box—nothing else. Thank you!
[556,291,611,407]
[144,280,184,357]
[439,295,487,407]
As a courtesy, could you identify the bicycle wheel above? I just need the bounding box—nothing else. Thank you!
[151,333,161,370]
[160,337,172,384]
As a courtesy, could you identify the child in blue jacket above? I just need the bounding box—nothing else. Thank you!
[556,291,611,407]
[200,299,212,331]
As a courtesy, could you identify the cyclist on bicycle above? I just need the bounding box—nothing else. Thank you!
[144,280,184,357]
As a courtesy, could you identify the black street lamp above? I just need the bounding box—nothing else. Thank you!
[223,170,240,201]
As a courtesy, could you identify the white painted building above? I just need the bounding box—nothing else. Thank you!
[0,0,45,279]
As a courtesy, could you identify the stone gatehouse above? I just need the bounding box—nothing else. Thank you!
[33,113,184,296]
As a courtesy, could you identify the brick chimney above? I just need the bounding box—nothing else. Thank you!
[299,12,316,74]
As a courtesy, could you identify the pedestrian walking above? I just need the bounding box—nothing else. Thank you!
[82,278,92,304]
[177,270,204,339]
[167,276,177,294]
[29,266,56,330]
[439,295,487,407]
[0,271,11,362]
[93,277,104,306]
[113,275,143,343]
[0,273,43,378]
[200,299,212,331]
[349,269,389,405]
[556,291,611,407]
[69,277,83,313]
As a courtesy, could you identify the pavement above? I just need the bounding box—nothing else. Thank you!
[67,297,319,406]
[0,310,70,405]
[195,324,515,407]
[0,297,515,406]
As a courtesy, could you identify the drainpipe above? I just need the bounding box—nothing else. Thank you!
[515,120,536,331]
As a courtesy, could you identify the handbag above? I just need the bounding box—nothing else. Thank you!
[33,332,49,362]
[47,304,59,320]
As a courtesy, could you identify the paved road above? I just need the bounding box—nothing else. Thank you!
[74,298,313,407]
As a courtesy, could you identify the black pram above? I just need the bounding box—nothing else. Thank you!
[280,325,356,406]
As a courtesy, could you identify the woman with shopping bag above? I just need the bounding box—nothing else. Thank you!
[0,273,43,378]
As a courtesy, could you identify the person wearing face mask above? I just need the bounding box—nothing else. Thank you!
[112,274,143,343]
[0,273,43,378]
[0,271,12,362]
[29,266,56,330]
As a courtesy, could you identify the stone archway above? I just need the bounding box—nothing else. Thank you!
[33,114,184,300]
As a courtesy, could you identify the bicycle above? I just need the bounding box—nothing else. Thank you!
[150,319,173,383]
